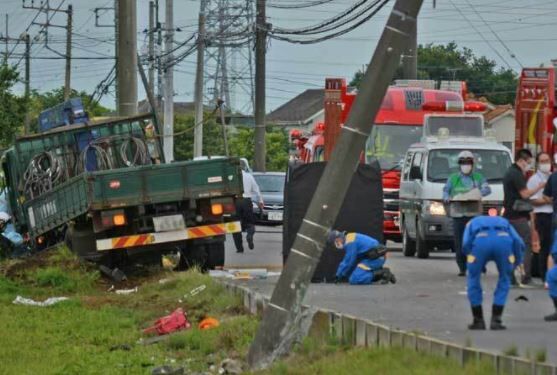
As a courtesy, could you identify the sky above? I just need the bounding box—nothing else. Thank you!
[2,0,557,114]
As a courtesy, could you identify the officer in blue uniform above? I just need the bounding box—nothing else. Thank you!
[544,231,557,321]
[462,216,524,330]
[328,230,396,285]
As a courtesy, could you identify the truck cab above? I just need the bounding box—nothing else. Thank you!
[399,117,512,259]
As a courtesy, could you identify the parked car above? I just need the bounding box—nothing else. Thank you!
[252,172,285,224]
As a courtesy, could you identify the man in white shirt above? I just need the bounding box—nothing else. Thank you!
[528,152,553,282]
[233,164,264,253]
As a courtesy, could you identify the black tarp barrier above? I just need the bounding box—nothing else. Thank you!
[282,161,384,282]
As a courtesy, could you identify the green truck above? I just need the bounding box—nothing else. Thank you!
[0,113,242,268]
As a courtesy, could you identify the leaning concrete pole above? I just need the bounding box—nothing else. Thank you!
[247,0,424,369]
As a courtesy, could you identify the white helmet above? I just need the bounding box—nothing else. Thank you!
[457,150,474,164]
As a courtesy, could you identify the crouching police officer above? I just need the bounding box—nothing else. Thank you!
[462,216,524,330]
[328,230,396,285]
[544,231,557,321]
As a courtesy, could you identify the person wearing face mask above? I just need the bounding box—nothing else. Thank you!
[328,230,396,285]
[527,153,553,282]
[503,149,545,285]
[443,151,491,276]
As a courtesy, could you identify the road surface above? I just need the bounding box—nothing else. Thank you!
[224,226,557,363]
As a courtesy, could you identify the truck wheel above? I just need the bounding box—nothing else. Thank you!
[402,223,416,257]
[179,244,209,272]
[67,224,112,265]
[206,241,225,269]
[416,220,430,259]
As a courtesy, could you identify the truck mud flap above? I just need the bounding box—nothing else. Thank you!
[96,221,241,251]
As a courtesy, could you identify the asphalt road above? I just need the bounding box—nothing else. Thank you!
[224,226,557,363]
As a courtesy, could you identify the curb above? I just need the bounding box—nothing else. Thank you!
[221,281,557,375]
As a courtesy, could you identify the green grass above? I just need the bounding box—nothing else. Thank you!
[0,246,501,374]
[264,338,496,375]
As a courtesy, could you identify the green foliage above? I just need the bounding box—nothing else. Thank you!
[0,64,26,147]
[29,266,99,293]
[229,127,289,171]
[350,42,518,105]
[503,344,519,357]
[174,113,228,161]
[174,113,289,171]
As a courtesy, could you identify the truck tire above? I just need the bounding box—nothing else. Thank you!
[402,221,416,257]
[179,244,209,271]
[206,241,225,269]
[416,220,430,259]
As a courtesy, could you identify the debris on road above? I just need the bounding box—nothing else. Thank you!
[12,295,69,307]
[184,284,206,299]
[143,308,192,336]
[115,287,138,295]
[209,268,279,280]
[199,317,220,330]
[99,265,127,283]
[218,358,242,374]
[515,295,529,302]
[109,344,132,351]
[151,365,184,375]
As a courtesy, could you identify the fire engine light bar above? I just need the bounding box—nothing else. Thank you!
[422,101,487,112]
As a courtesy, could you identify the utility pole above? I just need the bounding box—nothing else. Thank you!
[247,0,423,369]
[148,1,155,104]
[163,0,174,162]
[156,0,163,114]
[401,19,417,79]
[24,33,31,134]
[218,99,229,157]
[193,0,206,158]
[117,0,138,116]
[254,0,266,172]
[94,2,117,108]
[4,14,8,63]
[64,5,72,100]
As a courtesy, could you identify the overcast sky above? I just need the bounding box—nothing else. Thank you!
[2,0,557,113]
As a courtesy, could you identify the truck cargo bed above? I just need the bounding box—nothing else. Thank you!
[24,158,242,237]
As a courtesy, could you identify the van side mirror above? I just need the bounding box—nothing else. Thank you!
[409,165,422,180]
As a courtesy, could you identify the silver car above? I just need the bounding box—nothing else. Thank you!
[252,172,285,224]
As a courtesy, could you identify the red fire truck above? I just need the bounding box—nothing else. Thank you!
[515,67,557,155]
[291,78,470,242]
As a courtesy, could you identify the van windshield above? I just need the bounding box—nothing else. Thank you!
[365,124,421,170]
[427,149,512,183]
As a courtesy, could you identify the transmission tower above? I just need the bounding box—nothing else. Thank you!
[204,0,255,114]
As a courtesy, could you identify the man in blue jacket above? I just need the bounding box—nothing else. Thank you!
[462,216,524,330]
[328,230,396,285]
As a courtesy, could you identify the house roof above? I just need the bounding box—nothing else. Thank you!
[483,104,513,122]
[267,89,324,125]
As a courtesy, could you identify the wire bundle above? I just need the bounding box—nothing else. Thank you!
[23,151,66,200]
[269,0,391,44]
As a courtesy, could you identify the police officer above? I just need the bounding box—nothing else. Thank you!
[329,230,396,285]
[544,231,557,321]
[462,216,524,330]
[443,150,491,276]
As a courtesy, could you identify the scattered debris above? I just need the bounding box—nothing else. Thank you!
[199,317,220,330]
[143,308,192,336]
[115,287,138,295]
[515,295,529,302]
[110,344,132,351]
[12,295,69,307]
[159,278,171,285]
[184,285,206,299]
[151,365,184,375]
[99,265,127,283]
[209,268,271,280]
[218,359,242,375]
[107,285,115,292]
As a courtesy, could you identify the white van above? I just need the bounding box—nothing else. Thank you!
[399,134,512,259]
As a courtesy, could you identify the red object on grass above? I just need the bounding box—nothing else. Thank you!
[143,308,191,335]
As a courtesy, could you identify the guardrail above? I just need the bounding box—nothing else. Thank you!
[221,282,557,375]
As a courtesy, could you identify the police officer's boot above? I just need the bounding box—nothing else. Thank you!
[468,305,486,330]
[544,298,557,322]
[490,304,506,330]
[373,268,396,285]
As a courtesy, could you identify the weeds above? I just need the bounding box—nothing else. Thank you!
[503,344,519,357]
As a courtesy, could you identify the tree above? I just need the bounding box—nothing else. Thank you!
[350,42,518,105]
[0,64,25,147]
[173,113,227,161]
[229,127,289,171]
